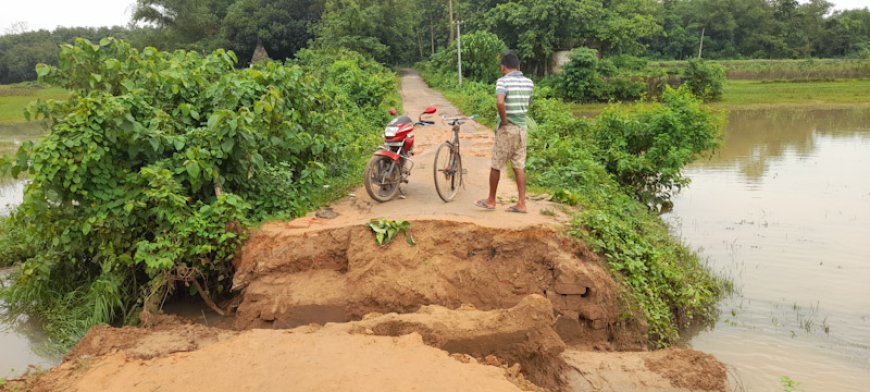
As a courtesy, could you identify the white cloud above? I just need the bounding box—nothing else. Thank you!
[1,0,137,34]
[1,0,867,36]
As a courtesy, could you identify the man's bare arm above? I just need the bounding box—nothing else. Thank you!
[497,94,508,127]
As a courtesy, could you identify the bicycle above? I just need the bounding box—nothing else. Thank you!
[433,115,477,202]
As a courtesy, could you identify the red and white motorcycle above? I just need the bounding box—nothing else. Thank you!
[363,106,437,202]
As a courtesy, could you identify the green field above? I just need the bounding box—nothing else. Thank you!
[654,59,870,81]
[569,79,870,114]
[717,79,870,108]
[0,84,68,123]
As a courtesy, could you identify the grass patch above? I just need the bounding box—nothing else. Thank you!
[567,79,870,115]
[653,58,870,81]
[717,79,870,108]
[0,84,68,123]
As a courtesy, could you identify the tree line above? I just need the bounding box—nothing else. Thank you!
[1,0,869,83]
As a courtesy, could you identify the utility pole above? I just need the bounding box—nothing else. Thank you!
[697,26,705,59]
[417,30,423,58]
[448,0,455,44]
[457,19,463,85]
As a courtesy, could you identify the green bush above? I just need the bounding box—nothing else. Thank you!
[592,88,724,205]
[681,59,726,101]
[554,48,608,102]
[554,48,665,103]
[0,38,395,345]
[430,31,508,84]
[294,48,399,112]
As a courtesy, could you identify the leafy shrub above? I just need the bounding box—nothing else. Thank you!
[0,38,395,345]
[593,88,724,205]
[430,31,508,84]
[554,48,665,103]
[553,48,607,102]
[681,59,726,101]
[294,48,399,112]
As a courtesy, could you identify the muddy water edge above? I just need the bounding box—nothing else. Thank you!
[1,122,60,378]
[667,108,870,391]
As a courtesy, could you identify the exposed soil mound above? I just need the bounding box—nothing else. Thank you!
[65,315,229,361]
[233,220,647,351]
[644,349,727,392]
[330,294,565,390]
[562,349,726,392]
[22,329,532,392]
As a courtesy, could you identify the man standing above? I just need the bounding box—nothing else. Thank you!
[476,52,533,213]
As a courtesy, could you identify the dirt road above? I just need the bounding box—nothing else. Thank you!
[3,70,727,392]
[272,69,562,235]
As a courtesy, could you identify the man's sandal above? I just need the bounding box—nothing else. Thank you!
[475,199,496,210]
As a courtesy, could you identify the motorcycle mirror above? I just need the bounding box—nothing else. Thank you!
[423,106,437,114]
[389,108,397,116]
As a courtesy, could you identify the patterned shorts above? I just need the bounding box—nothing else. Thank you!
[491,123,527,170]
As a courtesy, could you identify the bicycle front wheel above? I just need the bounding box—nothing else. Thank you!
[433,142,462,202]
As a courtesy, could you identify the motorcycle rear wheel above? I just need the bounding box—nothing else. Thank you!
[364,155,401,202]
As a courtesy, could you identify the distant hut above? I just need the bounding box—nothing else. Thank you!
[250,40,271,64]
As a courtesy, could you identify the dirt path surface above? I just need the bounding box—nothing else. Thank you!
[270,69,565,235]
[4,70,727,392]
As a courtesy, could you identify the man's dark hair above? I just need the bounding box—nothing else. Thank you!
[501,52,520,69]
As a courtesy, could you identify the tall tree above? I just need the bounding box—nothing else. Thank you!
[222,0,325,63]
[313,0,420,64]
[480,0,606,74]
[132,0,235,49]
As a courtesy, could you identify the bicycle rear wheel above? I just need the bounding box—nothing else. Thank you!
[433,142,462,202]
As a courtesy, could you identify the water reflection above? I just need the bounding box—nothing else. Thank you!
[705,109,870,182]
[0,270,60,377]
[0,180,24,217]
[670,108,870,391]
[0,122,43,156]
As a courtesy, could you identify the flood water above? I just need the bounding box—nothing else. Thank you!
[667,109,870,391]
[1,121,58,378]
[0,269,59,378]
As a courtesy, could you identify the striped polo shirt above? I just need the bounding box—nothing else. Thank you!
[495,71,534,128]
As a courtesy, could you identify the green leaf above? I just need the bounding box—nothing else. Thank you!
[35,64,50,78]
[406,235,416,246]
[185,161,201,179]
[221,138,234,153]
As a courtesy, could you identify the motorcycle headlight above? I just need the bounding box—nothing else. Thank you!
[384,126,399,137]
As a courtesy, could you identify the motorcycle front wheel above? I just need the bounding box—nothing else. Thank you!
[364,155,401,202]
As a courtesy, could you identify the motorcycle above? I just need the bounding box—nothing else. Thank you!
[363,105,437,202]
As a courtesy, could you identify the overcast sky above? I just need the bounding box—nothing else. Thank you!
[2,0,869,34]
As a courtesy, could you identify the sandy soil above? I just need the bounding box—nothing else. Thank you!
[3,70,727,392]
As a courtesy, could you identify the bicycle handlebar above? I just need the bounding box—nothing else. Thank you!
[441,114,479,126]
